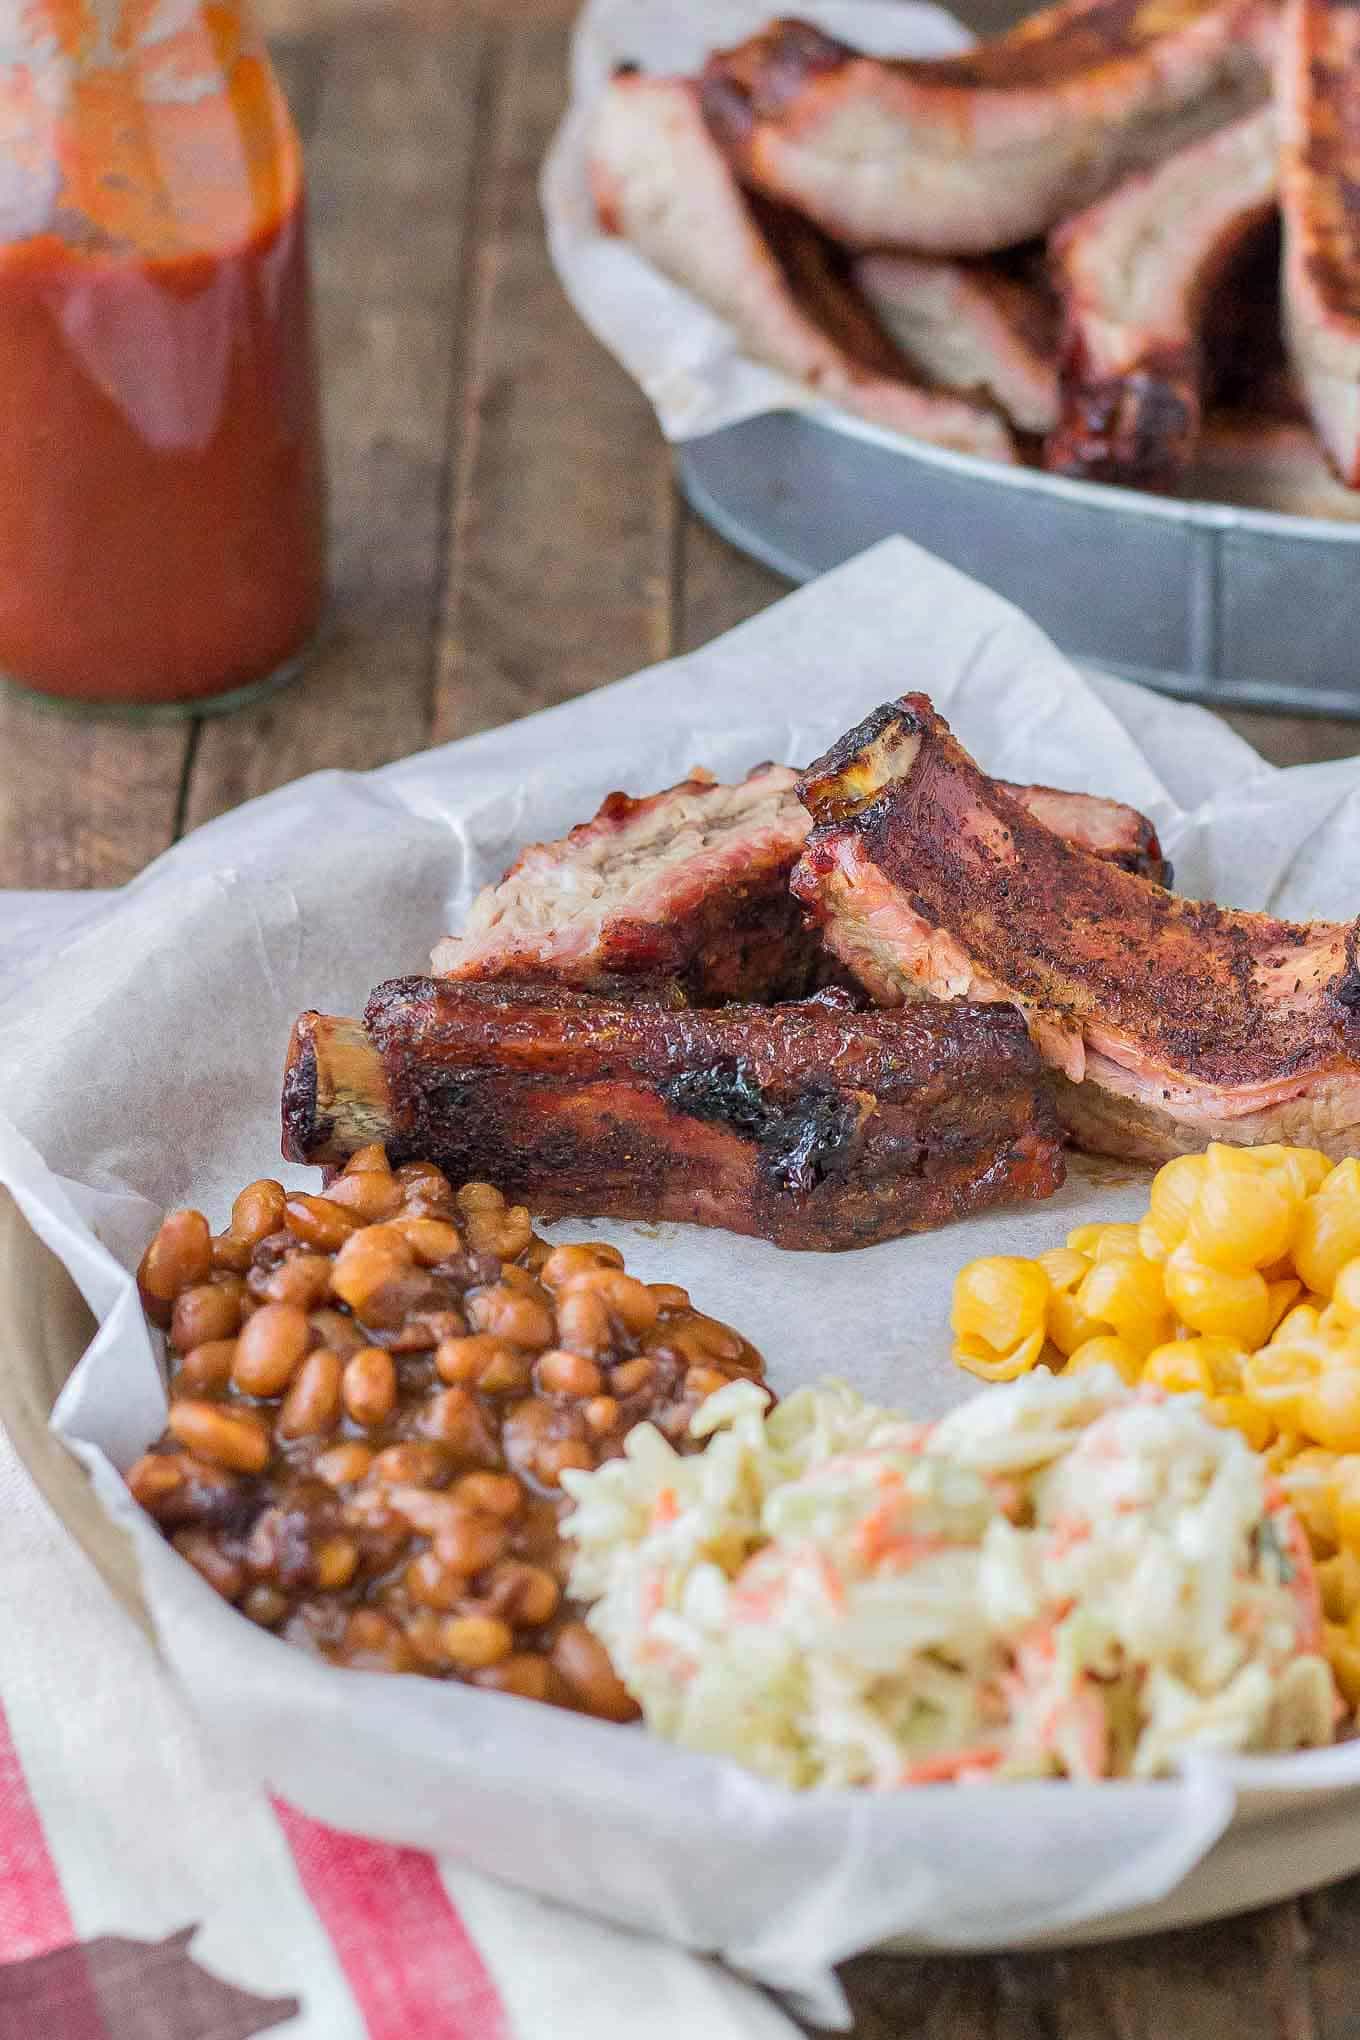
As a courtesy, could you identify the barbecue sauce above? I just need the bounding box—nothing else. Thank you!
[0,4,325,708]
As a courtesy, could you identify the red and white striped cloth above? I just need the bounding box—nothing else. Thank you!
[0,1420,797,2040]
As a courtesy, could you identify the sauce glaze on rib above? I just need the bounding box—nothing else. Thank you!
[283,980,1066,1251]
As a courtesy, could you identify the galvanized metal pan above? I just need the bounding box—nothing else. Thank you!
[676,408,1360,718]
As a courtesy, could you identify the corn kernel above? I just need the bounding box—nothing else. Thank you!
[1095,1227,1145,1263]
[1038,1249,1101,1356]
[1137,1212,1178,1264]
[1064,1335,1142,1387]
[951,1256,1050,1356]
[1165,1244,1270,1347]
[1148,1153,1207,1247]
[1316,1305,1360,1362]
[1077,1255,1171,1355]
[1271,1303,1322,1348]
[1252,1146,1334,1198]
[1203,1141,1265,1174]
[1187,1169,1297,1271]
[1329,1259,1360,1326]
[1205,1395,1273,1453]
[1036,1248,1090,1294]
[1049,1288,1106,1358]
[1265,1430,1303,1473]
[1066,1223,1142,1261]
[953,1325,1046,1383]
[1333,1465,1360,1552]
[1266,1278,1303,1336]
[1277,1455,1339,1553]
[1192,1336,1250,1391]
[1142,1342,1214,1397]
[1298,1370,1360,1454]
[1317,1550,1360,1623]
[1324,1623,1360,1709]
[1241,1346,1323,1428]
[1295,1161,1360,1297]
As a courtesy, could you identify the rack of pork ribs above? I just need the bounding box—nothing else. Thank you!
[280,744,1252,1253]
[585,0,1360,496]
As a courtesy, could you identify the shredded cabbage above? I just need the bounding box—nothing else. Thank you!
[561,1369,1335,1788]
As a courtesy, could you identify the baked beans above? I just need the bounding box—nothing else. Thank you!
[129,1151,767,1720]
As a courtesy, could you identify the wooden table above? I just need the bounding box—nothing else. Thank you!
[4,1,1359,2031]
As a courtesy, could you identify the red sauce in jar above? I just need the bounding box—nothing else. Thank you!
[0,7,325,707]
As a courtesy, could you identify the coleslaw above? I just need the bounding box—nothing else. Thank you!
[561,1369,1336,1787]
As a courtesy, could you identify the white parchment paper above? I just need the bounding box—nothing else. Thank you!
[541,0,976,445]
[5,540,1360,2014]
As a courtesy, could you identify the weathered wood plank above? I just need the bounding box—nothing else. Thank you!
[676,512,790,655]
[0,706,190,889]
[826,1903,1325,2040]
[830,1954,1002,2040]
[1296,1878,1360,2040]
[1038,1909,1316,2040]
[430,20,675,744]
[181,16,489,831]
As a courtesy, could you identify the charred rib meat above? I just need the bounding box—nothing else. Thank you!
[282,980,1066,1251]
[699,1,1275,257]
[1046,108,1278,488]
[431,763,1170,1004]
[791,695,1360,1163]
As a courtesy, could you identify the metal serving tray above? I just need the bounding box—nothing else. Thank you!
[676,410,1360,718]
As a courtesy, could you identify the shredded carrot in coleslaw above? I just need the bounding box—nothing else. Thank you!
[561,1371,1335,1790]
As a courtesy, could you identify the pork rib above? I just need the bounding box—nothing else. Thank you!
[588,71,1016,459]
[431,764,1171,1004]
[1279,0,1360,486]
[1046,108,1279,489]
[282,980,1065,1251]
[791,696,1360,1163]
[432,765,825,1005]
[1002,782,1170,880]
[854,255,1060,435]
[699,1,1276,257]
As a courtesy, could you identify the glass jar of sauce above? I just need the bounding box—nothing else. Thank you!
[0,2,326,711]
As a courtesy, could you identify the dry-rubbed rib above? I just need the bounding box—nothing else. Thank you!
[1279,0,1360,486]
[431,765,1171,1004]
[282,980,1065,1251]
[853,255,1060,434]
[699,2,1275,257]
[589,70,1016,459]
[1002,782,1171,881]
[791,695,1360,1163]
[1046,108,1278,488]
